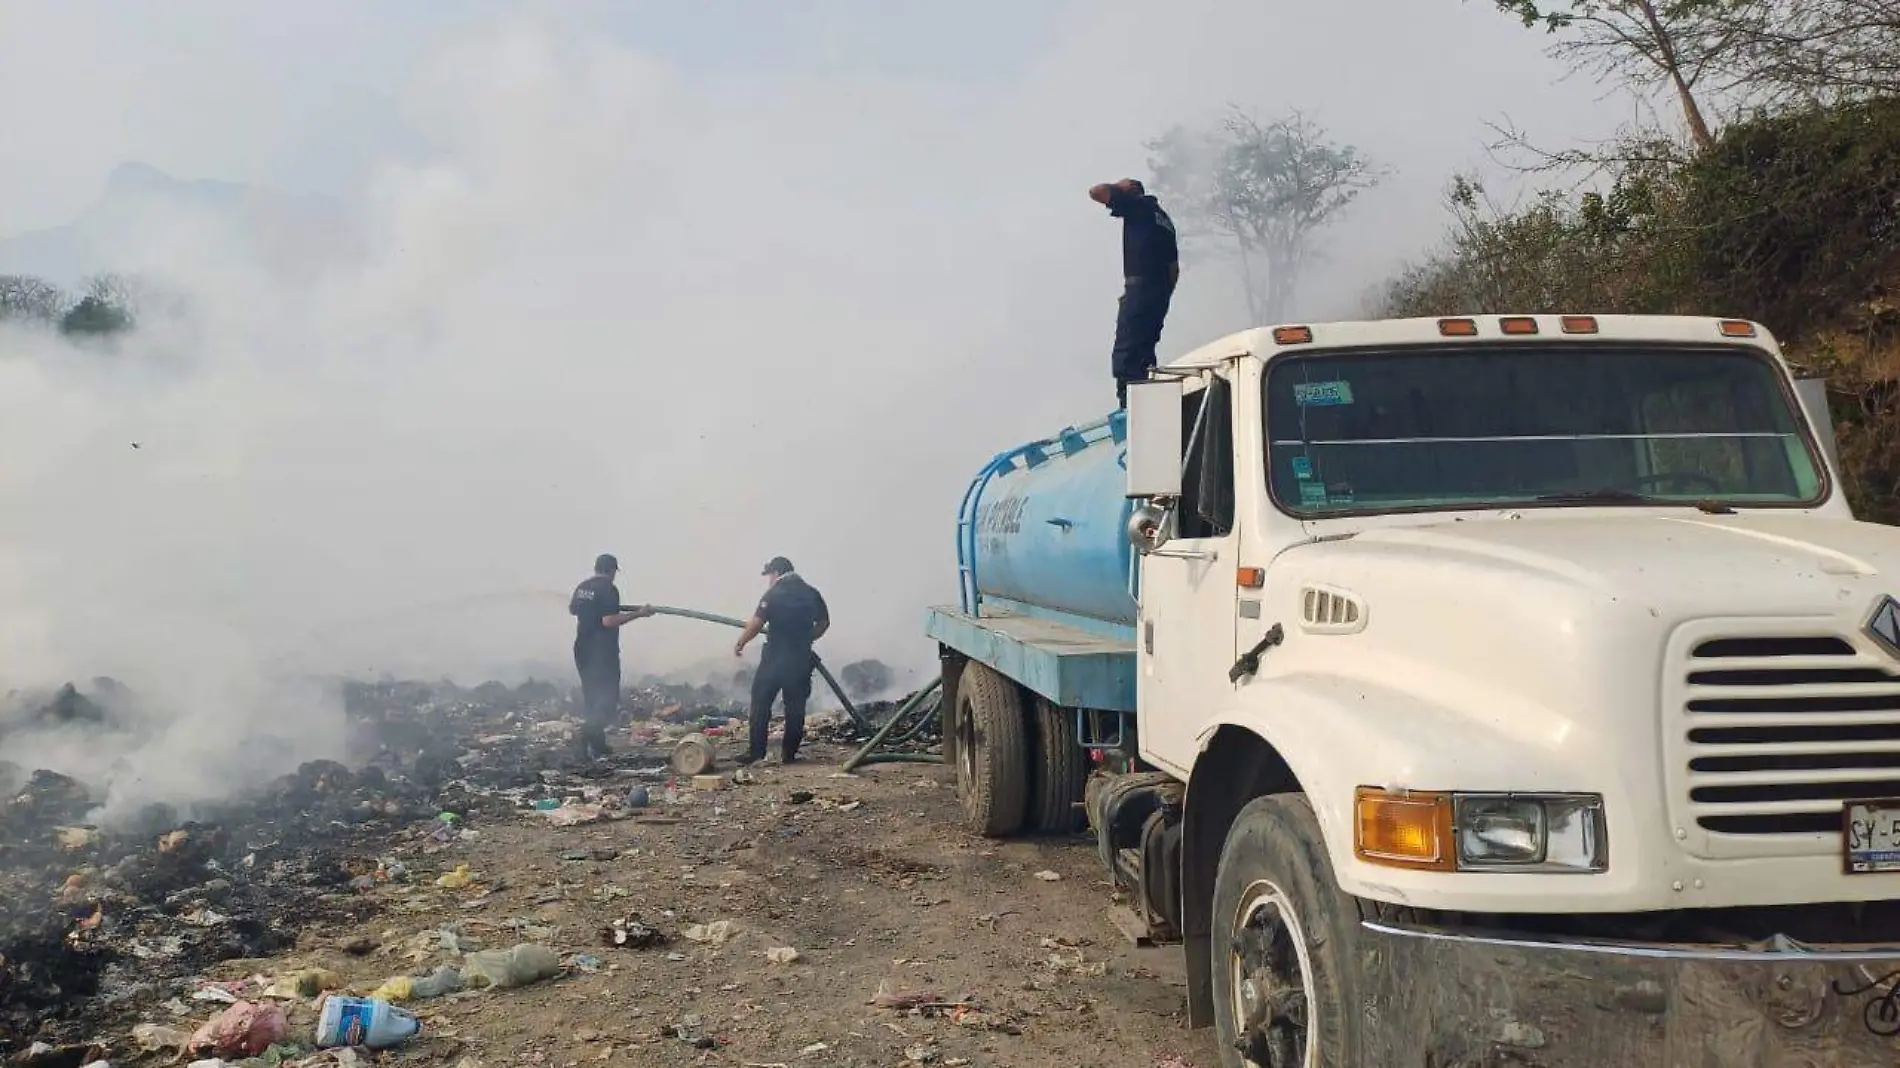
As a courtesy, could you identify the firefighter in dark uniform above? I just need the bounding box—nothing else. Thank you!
[732,556,830,765]
[569,553,653,760]
[1090,178,1180,407]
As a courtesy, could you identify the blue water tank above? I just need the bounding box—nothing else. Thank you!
[958,413,1136,627]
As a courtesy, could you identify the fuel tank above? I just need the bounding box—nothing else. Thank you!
[957,412,1136,627]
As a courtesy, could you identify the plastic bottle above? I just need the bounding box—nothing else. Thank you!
[314,996,421,1050]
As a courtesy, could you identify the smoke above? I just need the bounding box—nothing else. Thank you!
[0,2,1616,813]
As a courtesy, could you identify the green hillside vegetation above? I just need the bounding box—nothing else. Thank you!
[1381,0,1900,521]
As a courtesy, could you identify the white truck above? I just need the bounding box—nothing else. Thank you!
[924,314,1900,1067]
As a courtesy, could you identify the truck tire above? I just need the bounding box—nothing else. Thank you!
[954,663,1028,837]
[1030,698,1087,834]
[1211,794,1361,1068]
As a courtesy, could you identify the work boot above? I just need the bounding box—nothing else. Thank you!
[734,752,763,767]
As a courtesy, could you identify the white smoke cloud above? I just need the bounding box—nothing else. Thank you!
[0,1,1616,812]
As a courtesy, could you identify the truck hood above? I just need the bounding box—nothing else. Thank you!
[1327,512,1899,614]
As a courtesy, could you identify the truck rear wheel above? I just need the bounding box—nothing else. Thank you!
[954,663,1028,837]
[1211,795,1360,1068]
[1031,697,1086,834]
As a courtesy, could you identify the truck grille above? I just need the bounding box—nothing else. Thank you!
[1684,634,1900,837]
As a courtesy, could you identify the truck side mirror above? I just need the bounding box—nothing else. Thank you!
[1125,379,1183,500]
[1793,377,1841,473]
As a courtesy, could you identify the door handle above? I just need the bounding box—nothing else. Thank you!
[1228,623,1285,683]
[1151,548,1217,561]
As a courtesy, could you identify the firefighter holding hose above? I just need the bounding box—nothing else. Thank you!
[733,556,830,765]
[569,553,654,760]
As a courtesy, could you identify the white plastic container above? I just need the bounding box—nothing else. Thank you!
[314,996,421,1049]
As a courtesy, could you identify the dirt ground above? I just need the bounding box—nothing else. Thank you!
[192,738,1221,1068]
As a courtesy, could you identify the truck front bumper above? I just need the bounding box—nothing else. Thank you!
[1359,919,1900,1067]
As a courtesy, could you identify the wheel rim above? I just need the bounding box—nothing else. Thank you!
[955,696,978,794]
[1228,879,1315,1068]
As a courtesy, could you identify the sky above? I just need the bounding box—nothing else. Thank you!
[0,0,1640,812]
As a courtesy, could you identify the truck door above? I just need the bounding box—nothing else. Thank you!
[1137,371,1240,777]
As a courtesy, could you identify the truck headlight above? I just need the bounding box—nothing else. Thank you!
[1354,788,1607,874]
[1454,794,1606,872]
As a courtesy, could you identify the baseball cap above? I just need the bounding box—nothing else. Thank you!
[595,553,619,574]
[761,556,794,576]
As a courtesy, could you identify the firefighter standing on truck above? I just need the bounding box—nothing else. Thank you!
[569,553,652,760]
[732,556,829,766]
[1090,177,1180,407]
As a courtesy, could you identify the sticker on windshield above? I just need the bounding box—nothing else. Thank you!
[1290,456,1313,479]
[1293,381,1354,407]
[1298,482,1329,505]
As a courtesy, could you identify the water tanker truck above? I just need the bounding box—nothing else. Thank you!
[924,314,1900,1067]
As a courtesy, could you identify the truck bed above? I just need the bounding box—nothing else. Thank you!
[924,604,1136,712]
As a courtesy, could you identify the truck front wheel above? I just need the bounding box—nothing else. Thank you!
[953,663,1028,837]
[1211,795,1361,1068]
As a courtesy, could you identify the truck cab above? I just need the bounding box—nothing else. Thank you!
[926,315,1900,1067]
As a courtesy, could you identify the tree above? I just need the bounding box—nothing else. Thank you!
[1723,0,1900,104]
[0,275,70,325]
[1494,0,1749,150]
[1146,108,1383,322]
[58,274,136,338]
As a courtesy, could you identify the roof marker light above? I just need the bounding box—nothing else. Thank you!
[1499,317,1538,335]
[1719,319,1758,338]
[1560,315,1599,334]
[1273,326,1314,345]
[1438,318,1478,337]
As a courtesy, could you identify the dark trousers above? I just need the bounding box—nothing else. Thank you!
[574,644,620,757]
[1112,276,1176,406]
[748,648,814,761]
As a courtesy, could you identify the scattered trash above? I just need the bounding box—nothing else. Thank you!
[264,969,343,999]
[130,1023,192,1056]
[624,784,650,809]
[435,864,473,889]
[904,1042,940,1064]
[340,935,379,956]
[543,803,607,827]
[799,1042,830,1056]
[314,995,421,1050]
[569,953,603,973]
[669,1014,716,1049]
[681,920,738,945]
[56,826,99,851]
[604,914,666,948]
[731,768,756,786]
[690,775,724,792]
[786,790,814,805]
[158,830,192,853]
[764,947,801,964]
[461,943,562,990]
[532,798,562,811]
[372,965,461,1002]
[871,981,946,1010]
[188,1002,289,1058]
[1033,870,1062,882]
[670,733,718,777]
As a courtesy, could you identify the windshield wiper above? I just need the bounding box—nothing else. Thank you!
[1533,488,1659,504]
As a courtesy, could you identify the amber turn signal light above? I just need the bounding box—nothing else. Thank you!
[1354,787,1455,871]
[1236,566,1265,589]
[1718,319,1758,338]
[1437,318,1478,337]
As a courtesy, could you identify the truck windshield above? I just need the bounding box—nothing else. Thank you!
[1264,344,1826,514]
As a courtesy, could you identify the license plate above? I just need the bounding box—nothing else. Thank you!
[1843,800,1900,874]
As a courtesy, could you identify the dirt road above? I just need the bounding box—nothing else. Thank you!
[187,740,1218,1068]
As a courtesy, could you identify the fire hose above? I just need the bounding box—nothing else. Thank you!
[640,605,943,766]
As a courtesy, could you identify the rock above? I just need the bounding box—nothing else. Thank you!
[764,946,800,964]
[1033,870,1062,882]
